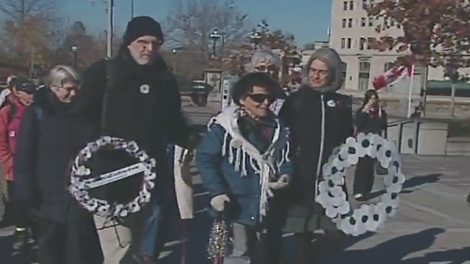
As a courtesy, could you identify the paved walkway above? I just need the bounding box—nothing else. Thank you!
[1,154,470,263]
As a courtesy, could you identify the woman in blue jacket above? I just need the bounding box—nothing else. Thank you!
[196,72,292,264]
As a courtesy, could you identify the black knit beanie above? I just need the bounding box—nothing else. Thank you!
[123,16,164,45]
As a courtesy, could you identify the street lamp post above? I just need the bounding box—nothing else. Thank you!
[445,53,460,117]
[71,45,78,69]
[172,48,177,74]
[250,32,262,50]
[107,0,114,58]
[131,0,134,19]
[209,29,221,58]
[91,0,114,57]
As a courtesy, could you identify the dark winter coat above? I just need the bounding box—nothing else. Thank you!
[13,88,102,263]
[278,48,354,233]
[355,107,388,135]
[70,46,193,204]
[13,88,84,220]
[280,87,353,202]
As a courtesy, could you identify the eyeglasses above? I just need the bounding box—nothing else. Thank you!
[53,85,79,93]
[309,68,328,76]
[247,93,276,104]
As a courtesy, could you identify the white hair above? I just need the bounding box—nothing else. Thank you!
[47,65,81,88]
[245,50,282,72]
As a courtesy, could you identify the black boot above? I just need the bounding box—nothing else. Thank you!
[12,228,29,252]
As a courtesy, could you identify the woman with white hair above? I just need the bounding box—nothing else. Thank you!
[279,48,353,264]
[246,49,286,114]
[13,65,102,264]
[246,49,282,75]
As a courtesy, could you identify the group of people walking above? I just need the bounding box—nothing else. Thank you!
[0,15,390,264]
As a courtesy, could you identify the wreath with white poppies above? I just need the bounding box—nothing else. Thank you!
[69,136,157,218]
[316,132,405,236]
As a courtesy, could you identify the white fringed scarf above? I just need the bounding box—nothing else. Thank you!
[208,106,290,221]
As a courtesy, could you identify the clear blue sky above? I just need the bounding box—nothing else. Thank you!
[62,0,332,47]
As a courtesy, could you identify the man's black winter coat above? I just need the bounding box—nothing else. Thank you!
[71,46,192,202]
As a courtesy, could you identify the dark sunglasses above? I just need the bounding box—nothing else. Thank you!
[247,93,276,104]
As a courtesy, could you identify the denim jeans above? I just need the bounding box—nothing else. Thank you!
[139,199,164,256]
[138,145,177,257]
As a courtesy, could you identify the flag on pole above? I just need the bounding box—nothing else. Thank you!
[372,64,414,90]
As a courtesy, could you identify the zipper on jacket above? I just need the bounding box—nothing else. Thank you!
[314,94,325,201]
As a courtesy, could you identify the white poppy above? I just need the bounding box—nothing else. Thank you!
[127,141,139,152]
[129,201,141,213]
[325,204,341,219]
[336,200,351,216]
[327,146,342,165]
[102,136,112,144]
[364,205,383,232]
[367,134,382,158]
[376,201,396,220]
[355,133,373,158]
[331,156,348,172]
[384,173,405,194]
[80,148,92,160]
[75,165,91,176]
[329,185,347,199]
[97,137,107,146]
[145,172,157,181]
[377,143,394,168]
[136,150,149,161]
[329,171,345,185]
[339,137,360,166]
[88,142,100,152]
[316,181,333,206]
[340,209,365,236]
[382,192,400,209]
[322,162,341,179]
[316,181,346,209]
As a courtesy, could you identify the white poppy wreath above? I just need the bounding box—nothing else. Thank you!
[316,132,405,236]
[69,136,157,218]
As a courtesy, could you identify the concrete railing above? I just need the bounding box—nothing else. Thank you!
[386,118,449,155]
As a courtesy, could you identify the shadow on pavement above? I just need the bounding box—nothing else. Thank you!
[405,246,470,264]
[368,173,443,197]
[329,227,445,264]
[401,173,442,192]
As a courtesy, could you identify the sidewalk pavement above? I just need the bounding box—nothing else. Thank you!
[1,154,469,263]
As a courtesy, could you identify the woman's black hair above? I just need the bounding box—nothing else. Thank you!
[363,89,379,106]
[231,72,280,105]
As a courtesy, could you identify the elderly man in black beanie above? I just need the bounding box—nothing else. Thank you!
[71,16,196,264]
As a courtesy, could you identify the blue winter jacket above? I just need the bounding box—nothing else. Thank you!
[196,114,293,226]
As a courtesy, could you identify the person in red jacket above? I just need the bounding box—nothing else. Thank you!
[0,77,36,252]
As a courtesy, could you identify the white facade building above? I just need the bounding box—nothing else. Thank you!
[329,0,470,92]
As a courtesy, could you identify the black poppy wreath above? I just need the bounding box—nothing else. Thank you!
[316,132,405,236]
[69,136,157,218]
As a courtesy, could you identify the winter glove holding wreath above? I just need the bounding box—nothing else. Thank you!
[210,194,230,212]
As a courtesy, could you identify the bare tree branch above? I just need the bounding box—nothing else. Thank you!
[164,0,251,57]
[0,0,61,67]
